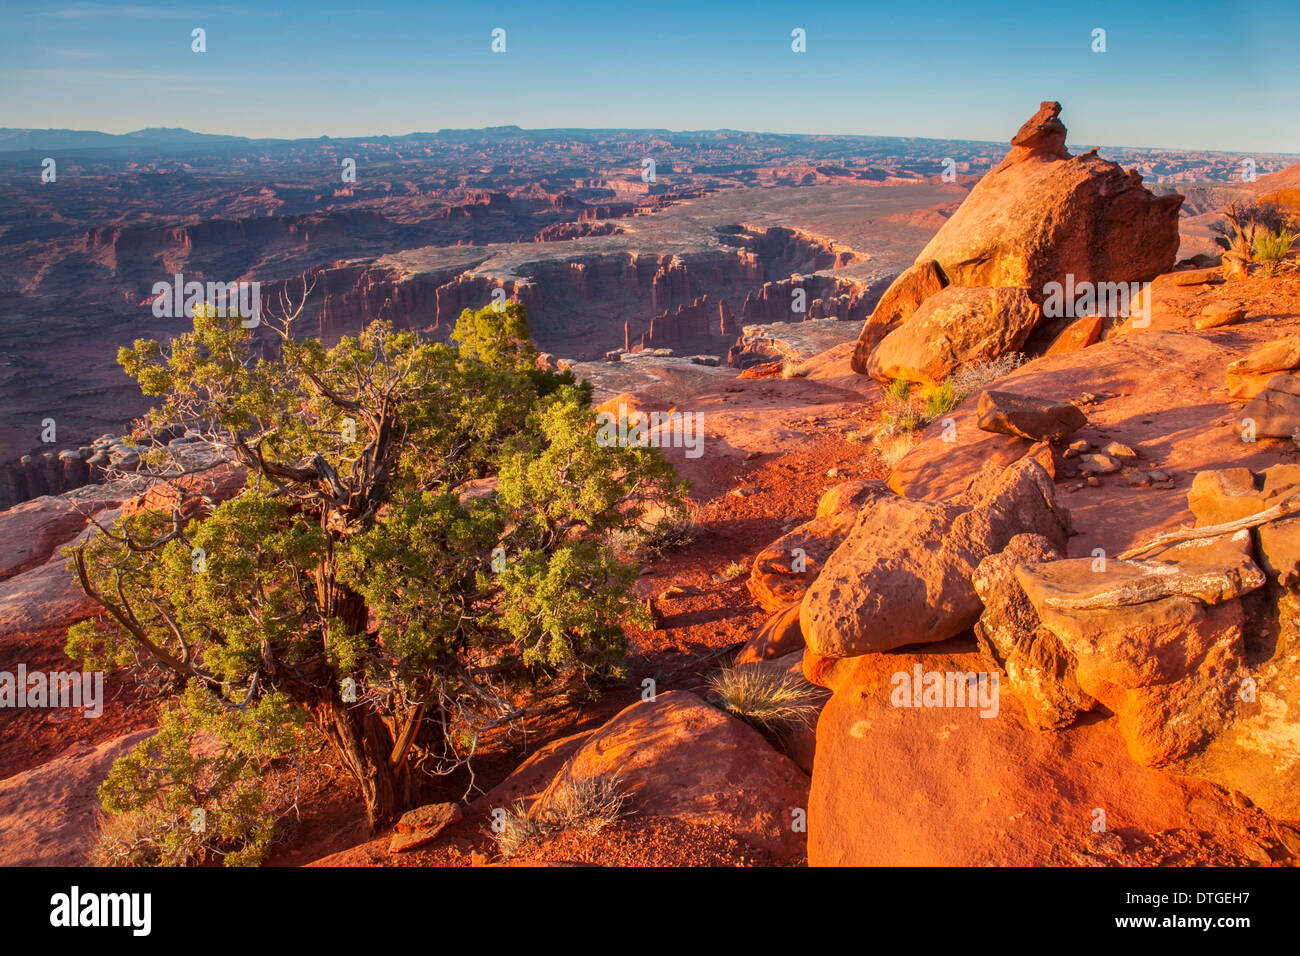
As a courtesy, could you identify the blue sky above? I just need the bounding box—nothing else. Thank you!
[2,0,1297,152]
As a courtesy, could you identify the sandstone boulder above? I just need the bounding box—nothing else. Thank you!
[972,533,1095,730]
[1044,313,1103,355]
[814,479,889,519]
[911,102,1181,296]
[976,389,1087,442]
[801,457,1069,657]
[747,480,889,613]
[470,730,596,818]
[736,602,804,664]
[1015,532,1262,766]
[388,802,462,854]
[806,641,1269,866]
[1195,303,1247,330]
[866,285,1041,385]
[1239,374,1300,439]
[1188,467,1265,525]
[849,259,947,374]
[1226,336,1300,400]
[1187,464,1300,585]
[533,691,809,860]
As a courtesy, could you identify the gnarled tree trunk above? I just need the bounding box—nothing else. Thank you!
[315,697,412,832]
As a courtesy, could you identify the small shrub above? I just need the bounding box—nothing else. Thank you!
[1213,199,1296,257]
[723,560,747,580]
[875,431,919,468]
[493,775,630,859]
[89,805,200,868]
[613,505,695,558]
[781,359,809,379]
[922,378,959,420]
[492,801,546,860]
[887,378,912,404]
[951,353,1026,395]
[1255,227,1296,275]
[708,664,823,734]
[539,776,630,834]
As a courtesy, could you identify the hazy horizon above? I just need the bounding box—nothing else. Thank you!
[2,0,1297,154]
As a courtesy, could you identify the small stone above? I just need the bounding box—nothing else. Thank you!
[1173,268,1223,287]
[1103,441,1138,460]
[1078,453,1120,476]
[976,390,1088,442]
[1086,476,1101,487]
[388,802,462,854]
[1195,303,1247,330]
[1087,830,1126,856]
[1243,841,1273,865]
[1124,470,1152,488]
[1068,439,1091,453]
[1148,469,1173,483]
[826,468,840,478]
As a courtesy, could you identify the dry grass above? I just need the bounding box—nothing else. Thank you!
[951,352,1026,395]
[874,430,920,469]
[493,775,631,859]
[708,663,823,734]
[781,359,810,379]
[88,807,201,867]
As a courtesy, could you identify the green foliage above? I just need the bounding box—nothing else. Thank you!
[91,683,302,867]
[879,374,976,439]
[923,378,959,420]
[70,298,684,841]
[1255,226,1296,274]
[722,561,747,580]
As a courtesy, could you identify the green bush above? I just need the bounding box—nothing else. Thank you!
[68,299,684,838]
[88,684,301,867]
[1256,227,1296,274]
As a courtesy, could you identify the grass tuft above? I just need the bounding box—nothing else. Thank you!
[708,663,823,734]
[492,775,631,859]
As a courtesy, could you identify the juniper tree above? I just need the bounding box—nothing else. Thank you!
[68,294,685,837]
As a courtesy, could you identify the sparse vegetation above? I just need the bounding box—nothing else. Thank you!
[89,683,301,867]
[873,354,1025,467]
[887,377,913,404]
[951,352,1027,394]
[923,377,959,420]
[781,358,810,379]
[879,376,957,436]
[1255,226,1296,275]
[708,663,823,734]
[874,431,920,469]
[723,560,748,580]
[1213,200,1299,265]
[613,504,696,558]
[492,775,631,859]
[67,298,684,842]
